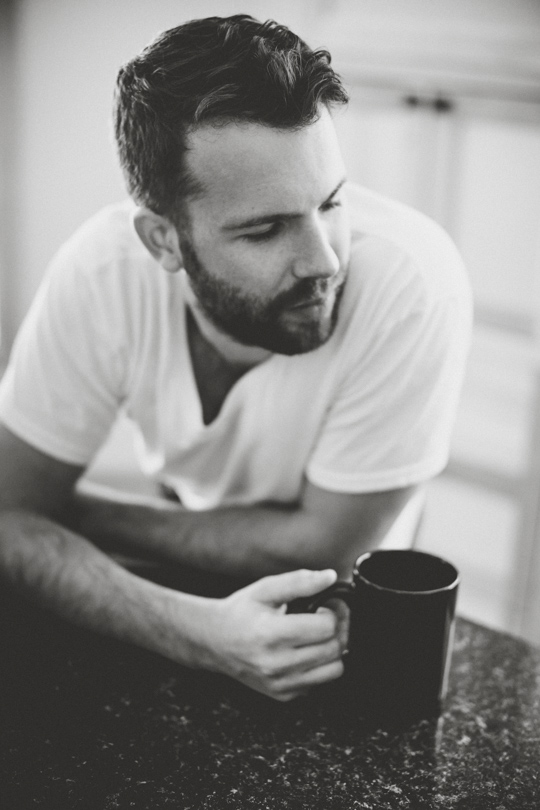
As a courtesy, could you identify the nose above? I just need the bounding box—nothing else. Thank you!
[291,217,340,280]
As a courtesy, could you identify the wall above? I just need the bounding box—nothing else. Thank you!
[3,0,314,340]
[0,0,17,362]
[4,0,540,341]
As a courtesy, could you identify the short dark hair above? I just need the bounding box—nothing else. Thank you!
[113,14,348,220]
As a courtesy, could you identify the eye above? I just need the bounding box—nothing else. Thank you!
[320,198,342,213]
[241,222,283,243]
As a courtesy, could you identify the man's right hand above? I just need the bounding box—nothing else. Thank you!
[182,568,346,701]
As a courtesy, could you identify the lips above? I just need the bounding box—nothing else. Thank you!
[288,297,326,310]
[275,273,346,316]
[286,284,333,310]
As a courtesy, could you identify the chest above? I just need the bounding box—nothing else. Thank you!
[186,309,249,425]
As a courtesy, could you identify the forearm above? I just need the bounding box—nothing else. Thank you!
[67,485,391,579]
[68,491,321,578]
[0,509,213,667]
[66,478,417,580]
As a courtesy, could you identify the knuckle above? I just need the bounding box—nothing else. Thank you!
[271,678,304,701]
[329,612,340,633]
[319,611,338,636]
[258,617,280,646]
[328,638,342,659]
[260,664,276,679]
[273,691,297,703]
[297,569,316,587]
[248,628,276,661]
[257,655,281,680]
[330,659,345,680]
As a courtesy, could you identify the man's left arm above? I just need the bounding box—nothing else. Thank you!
[68,481,418,579]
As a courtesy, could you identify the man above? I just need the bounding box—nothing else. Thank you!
[0,16,471,701]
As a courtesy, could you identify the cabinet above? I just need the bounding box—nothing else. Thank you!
[334,79,540,642]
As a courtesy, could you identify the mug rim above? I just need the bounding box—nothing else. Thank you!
[354,549,460,595]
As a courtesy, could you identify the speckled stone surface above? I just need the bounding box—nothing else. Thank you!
[2,589,540,809]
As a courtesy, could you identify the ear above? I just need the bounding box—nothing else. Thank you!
[132,207,183,273]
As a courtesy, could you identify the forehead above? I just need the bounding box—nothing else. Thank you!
[183,109,346,227]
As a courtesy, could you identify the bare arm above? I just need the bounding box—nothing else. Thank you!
[0,424,345,700]
[70,471,416,580]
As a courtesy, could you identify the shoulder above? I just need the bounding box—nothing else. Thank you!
[28,202,176,355]
[340,184,471,329]
[331,184,472,356]
[51,200,152,278]
[41,201,168,315]
[344,183,469,303]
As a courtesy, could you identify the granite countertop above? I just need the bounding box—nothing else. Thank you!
[2,585,540,809]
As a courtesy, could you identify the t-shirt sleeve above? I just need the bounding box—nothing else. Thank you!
[306,245,472,493]
[0,248,130,465]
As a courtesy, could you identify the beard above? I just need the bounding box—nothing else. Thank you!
[179,237,347,355]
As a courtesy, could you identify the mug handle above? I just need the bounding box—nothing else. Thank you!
[287,580,355,613]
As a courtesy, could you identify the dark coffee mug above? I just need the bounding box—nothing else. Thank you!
[289,549,459,724]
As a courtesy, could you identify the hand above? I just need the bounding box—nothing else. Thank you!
[198,569,346,701]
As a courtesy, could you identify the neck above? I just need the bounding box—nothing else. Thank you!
[180,271,271,369]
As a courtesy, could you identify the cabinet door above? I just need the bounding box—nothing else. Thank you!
[333,85,455,222]
[447,99,540,331]
[335,88,540,332]
[445,98,540,641]
[336,87,540,642]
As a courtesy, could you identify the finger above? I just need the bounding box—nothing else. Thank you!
[262,636,343,680]
[297,658,345,687]
[276,659,345,693]
[318,600,350,653]
[270,688,310,703]
[273,610,339,646]
[252,569,337,607]
[289,637,343,672]
[257,637,344,690]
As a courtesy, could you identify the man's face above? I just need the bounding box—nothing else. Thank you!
[179,108,351,355]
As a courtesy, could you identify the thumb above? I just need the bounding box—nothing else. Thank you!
[252,569,338,607]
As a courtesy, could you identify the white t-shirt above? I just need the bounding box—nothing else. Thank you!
[0,184,472,509]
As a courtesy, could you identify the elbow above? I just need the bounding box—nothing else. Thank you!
[278,524,364,580]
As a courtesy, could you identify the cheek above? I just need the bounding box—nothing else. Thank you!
[217,243,289,296]
[334,212,352,266]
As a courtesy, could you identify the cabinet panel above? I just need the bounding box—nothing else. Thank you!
[334,87,460,226]
[451,117,540,322]
[334,100,426,210]
[336,87,540,640]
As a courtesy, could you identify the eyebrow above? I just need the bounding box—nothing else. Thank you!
[222,178,347,231]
